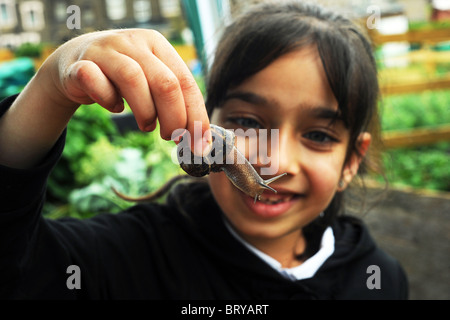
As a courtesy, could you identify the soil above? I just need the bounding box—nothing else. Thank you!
[346,184,450,300]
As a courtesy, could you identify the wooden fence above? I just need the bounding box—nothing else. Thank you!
[382,124,450,149]
[370,27,450,148]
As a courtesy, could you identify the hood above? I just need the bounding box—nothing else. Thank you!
[299,215,378,299]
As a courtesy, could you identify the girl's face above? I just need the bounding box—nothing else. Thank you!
[209,46,368,250]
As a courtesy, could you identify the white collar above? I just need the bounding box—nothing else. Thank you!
[224,218,335,281]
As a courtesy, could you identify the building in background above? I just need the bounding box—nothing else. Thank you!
[0,0,183,48]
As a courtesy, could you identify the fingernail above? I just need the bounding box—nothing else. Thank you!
[143,122,156,132]
[112,101,124,113]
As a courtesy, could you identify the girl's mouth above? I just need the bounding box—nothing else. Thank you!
[241,191,301,218]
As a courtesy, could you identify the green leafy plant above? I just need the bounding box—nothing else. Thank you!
[380,142,449,191]
[46,104,118,203]
[44,105,182,219]
[68,145,152,218]
[14,42,43,58]
[377,90,450,192]
[380,91,450,131]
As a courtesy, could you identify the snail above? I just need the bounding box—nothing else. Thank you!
[113,124,286,203]
[178,124,286,203]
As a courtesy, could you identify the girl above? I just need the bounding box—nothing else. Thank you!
[0,1,408,299]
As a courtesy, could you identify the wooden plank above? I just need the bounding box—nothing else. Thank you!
[382,124,450,149]
[380,77,450,95]
[385,49,450,64]
[371,28,450,45]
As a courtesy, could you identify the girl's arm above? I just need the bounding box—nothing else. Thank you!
[0,29,211,169]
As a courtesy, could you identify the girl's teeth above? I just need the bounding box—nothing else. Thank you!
[261,199,280,204]
[259,195,293,204]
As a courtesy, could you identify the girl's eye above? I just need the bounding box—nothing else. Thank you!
[227,117,263,129]
[303,131,337,144]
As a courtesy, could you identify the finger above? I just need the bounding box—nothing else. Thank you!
[148,34,211,154]
[96,52,156,131]
[143,53,188,140]
[65,60,123,112]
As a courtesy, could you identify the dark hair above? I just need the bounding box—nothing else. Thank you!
[204,1,382,258]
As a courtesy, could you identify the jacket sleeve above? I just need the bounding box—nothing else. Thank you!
[0,95,69,298]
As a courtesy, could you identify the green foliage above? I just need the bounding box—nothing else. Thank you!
[380,142,449,191]
[14,42,43,58]
[67,143,173,218]
[44,104,182,219]
[380,91,450,131]
[46,104,118,203]
[408,21,450,31]
[194,74,206,96]
[378,90,450,192]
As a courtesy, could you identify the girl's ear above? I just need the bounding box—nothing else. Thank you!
[338,132,372,191]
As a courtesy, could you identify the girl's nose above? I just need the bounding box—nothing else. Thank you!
[255,128,301,177]
[277,129,301,176]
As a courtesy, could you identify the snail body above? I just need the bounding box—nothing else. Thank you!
[220,146,287,203]
[178,124,286,203]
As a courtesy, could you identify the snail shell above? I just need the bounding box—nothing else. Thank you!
[178,124,287,202]
[177,124,233,177]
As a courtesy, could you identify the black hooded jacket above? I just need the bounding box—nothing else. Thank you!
[0,95,408,300]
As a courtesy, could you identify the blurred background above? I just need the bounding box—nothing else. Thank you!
[0,0,449,299]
